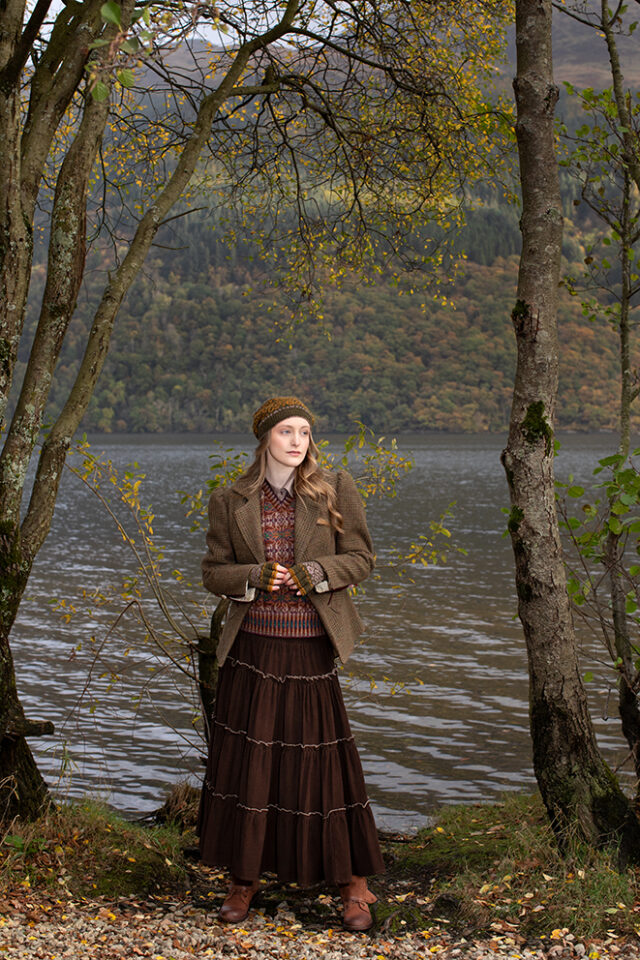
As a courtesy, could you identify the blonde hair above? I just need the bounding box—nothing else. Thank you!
[242,431,344,533]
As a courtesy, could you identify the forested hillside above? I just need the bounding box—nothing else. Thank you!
[17,202,624,435]
[12,13,638,438]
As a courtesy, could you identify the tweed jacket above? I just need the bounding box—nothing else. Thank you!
[202,468,375,665]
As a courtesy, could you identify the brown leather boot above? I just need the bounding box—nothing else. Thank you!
[339,875,377,931]
[219,878,260,923]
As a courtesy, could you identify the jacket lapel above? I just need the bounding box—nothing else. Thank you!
[231,478,323,563]
[232,485,265,563]
[295,495,322,561]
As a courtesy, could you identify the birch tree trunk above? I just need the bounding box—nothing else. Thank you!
[502,0,639,856]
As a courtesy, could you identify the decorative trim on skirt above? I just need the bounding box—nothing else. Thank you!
[197,630,385,885]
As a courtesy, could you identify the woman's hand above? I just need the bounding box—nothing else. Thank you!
[280,567,308,595]
[253,561,291,592]
[269,563,291,591]
[256,563,321,595]
[284,563,325,596]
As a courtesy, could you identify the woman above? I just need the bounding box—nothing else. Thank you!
[198,396,384,931]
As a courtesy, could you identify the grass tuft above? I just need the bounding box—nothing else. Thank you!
[385,792,640,939]
[0,797,189,899]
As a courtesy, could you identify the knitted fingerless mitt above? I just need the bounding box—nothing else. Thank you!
[288,561,325,596]
[248,561,326,594]
[251,561,280,591]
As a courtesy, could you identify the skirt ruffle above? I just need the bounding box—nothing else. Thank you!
[197,630,385,885]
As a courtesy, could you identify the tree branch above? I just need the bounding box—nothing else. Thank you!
[599,0,640,194]
[552,2,598,28]
[0,48,115,527]
[21,0,105,214]
[5,718,55,738]
[0,0,53,90]
[21,0,302,556]
[229,81,280,96]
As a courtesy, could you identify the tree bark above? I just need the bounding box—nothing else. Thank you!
[0,41,115,529]
[0,523,51,822]
[0,0,32,427]
[503,0,639,856]
[0,0,103,429]
[0,0,130,823]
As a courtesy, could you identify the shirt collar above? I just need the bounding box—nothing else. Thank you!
[264,464,295,501]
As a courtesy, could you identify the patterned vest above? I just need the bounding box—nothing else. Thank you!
[241,481,325,638]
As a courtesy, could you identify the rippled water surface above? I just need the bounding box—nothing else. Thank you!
[12,433,631,830]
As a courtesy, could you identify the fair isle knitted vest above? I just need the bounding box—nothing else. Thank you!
[242,481,325,638]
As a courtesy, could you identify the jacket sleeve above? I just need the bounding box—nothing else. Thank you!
[202,488,257,600]
[312,470,375,590]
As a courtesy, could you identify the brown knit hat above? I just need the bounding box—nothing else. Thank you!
[252,397,315,439]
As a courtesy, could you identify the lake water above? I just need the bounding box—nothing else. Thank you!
[11,433,633,831]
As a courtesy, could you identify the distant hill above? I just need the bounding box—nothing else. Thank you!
[11,11,638,436]
[505,10,640,87]
[21,225,629,435]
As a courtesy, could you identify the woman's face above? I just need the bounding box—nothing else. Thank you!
[267,416,311,469]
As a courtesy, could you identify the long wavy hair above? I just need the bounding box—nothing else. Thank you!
[242,430,344,532]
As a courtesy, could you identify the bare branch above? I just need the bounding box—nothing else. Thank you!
[0,0,53,90]
[21,0,303,556]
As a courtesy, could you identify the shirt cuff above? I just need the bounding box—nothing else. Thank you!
[226,583,256,602]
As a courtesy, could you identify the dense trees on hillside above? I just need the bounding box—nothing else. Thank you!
[18,240,621,435]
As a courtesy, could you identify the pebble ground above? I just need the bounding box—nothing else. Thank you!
[2,892,640,960]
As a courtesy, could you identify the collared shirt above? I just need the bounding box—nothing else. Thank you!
[264,465,295,501]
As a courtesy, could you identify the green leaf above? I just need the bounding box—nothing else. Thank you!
[611,500,630,515]
[101,1,121,25]
[568,485,584,498]
[117,68,135,88]
[626,597,638,615]
[630,565,640,577]
[583,671,594,682]
[609,517,623,535]
[120,37,139,53]
[91,80,110,102]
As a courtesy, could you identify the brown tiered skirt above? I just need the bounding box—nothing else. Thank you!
[197,630,385,885]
